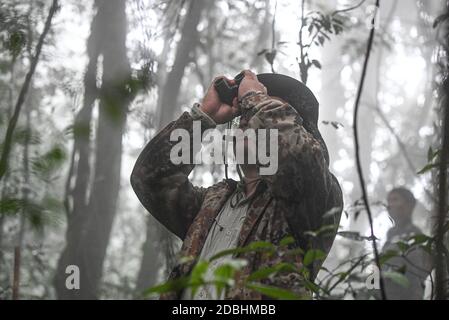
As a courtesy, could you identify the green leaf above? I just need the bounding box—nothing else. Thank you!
[337,231,366,241]
[396,241,409,252]
[417,162,439,175]
[279,236,295,247]
[247,241,275,250]
[304,278,321,294]
[433,13,449,28]
[213,264,234,283]
[264,50,277,65]
[314,224,339,237]
[0,197,22,216]
[379,250,399,266]
[246,282,303,300]
[190,260,209,281]
[0,196,64,230]
[318,35,325,45]
[189,260,209,297]
[209,248,246,261]
[213,265,234,298]
[247,267,278,282]
[31,145,66,181]
[409,234,431,245]
[285,247,305,256]
[311,59,322,69]
[142,277,189,296]
[383,271,410,288]
[427,146,433,162]
[209,241,274,261]
[13,127,42,145]
[7,30,26,58]
[211,258,247,298]
[304,223,338,239]
[303,249,326,266]
[247,263,297,282]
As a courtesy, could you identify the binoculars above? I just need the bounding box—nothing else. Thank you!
[213,71,245,106]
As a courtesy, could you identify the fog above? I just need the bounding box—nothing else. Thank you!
[0,0,447,300]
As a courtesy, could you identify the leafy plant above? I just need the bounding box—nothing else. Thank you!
[143,237,316,300]
[297,6,349,84]
[418,146,444,175]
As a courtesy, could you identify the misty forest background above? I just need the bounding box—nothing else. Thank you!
[0,0,448,299]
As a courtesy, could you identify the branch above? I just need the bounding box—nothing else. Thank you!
[352,0,387,300]
[370,105,436,202]
[332,0,367,16]
[435,47,449,301]
[298,0,307,83]
[324,254,370,295]
[434,2,449,301]
[0,0,59,182]
[270,0,277,73]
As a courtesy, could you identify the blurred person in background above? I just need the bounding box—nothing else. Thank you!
[381,187,432,300]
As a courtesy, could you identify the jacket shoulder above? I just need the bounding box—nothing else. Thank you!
[203,179,237,197]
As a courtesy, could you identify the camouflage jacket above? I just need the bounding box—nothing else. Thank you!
[131,92,343,299]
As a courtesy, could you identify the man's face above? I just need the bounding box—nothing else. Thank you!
[387,192,412,221]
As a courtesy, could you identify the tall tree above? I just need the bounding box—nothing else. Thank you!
[433,0,449,300]
[0,0,58,182]
[54,0,102,298]
[55,0,134,299]
[158,0,206,127]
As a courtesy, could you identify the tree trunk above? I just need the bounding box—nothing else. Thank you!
[134,216,161,296]
[54,0,101,298]
[54,0,132,299]
[158,0,206,127]
[0,0,58,182]
[249,0,272,71]
[434,1,449,300]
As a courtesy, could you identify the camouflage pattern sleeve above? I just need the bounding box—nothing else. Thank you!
[130,111,216,240]
[240,92,343,242]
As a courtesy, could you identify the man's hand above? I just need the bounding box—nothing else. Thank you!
[238,70,267,100]
[200,76,240,124]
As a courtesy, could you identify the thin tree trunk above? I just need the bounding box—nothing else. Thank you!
[54,0,101,298]
[250,0,271,70]
[434,1,449,300]
[55,0,133,299]
[0,0,58,182]
[78,0,132,299]
[158,0,206,127]
[11,3,35,299]
[134,216,160,296]
[12,247,21,299]
[11,89,31,300]
[0,57,16,261]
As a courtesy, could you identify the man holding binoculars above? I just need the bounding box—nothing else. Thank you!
[131,69,342,299]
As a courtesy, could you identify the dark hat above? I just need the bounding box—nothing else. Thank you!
[256,73,329,164]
